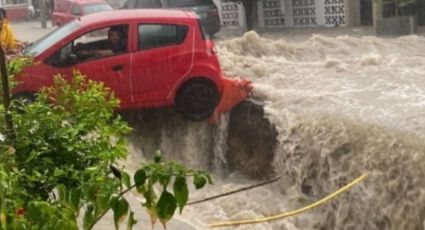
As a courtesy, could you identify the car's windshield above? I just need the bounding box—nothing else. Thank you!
[27,21,80,56]
[167,0,212,7]
[83,3,113,14]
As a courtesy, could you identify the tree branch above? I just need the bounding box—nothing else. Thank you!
[88,184,137,230]
[0,46,15,143]
[187,177,281,205]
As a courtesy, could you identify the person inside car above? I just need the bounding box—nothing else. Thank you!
[76,26,126,59]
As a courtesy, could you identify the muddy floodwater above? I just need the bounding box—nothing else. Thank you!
[155,31,425,230]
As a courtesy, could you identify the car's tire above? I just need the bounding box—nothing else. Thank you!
[175,78,219,121]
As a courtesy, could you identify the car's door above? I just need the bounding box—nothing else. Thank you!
[130,22,193,105]
[45,24,133,105]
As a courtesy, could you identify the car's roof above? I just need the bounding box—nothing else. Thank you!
[78,9,196,25]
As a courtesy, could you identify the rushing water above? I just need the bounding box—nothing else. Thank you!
[162,32,425,230]
[122,31,425,230]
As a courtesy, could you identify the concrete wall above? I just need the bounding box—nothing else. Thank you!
[376,16,416,35]
[259,0,349,28]
[345,0,361,26]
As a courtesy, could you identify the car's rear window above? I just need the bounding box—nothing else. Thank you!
[83,3,113,14]
[167,0,213,7]
[138,24,188,50]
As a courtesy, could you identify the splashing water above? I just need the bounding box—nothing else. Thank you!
[119,31,425,229]
[212,113,230,175]
[174,31,425,230]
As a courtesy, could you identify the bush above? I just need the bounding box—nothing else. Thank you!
[0,65,211,229]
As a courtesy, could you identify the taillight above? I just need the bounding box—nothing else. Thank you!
[206,40,217,55]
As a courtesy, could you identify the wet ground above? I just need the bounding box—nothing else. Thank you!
[12,20,55,42]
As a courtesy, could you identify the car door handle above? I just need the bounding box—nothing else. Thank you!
[112,64,124,71]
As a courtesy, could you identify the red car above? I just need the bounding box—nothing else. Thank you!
[51,0,113,27]
[17,9,226,121]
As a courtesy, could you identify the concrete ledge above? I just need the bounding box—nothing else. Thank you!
[376,16,417,36]
[226,99,278,179]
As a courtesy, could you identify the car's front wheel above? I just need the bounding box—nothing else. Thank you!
[175,78,219,121]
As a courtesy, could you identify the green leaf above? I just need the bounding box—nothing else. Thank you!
[67,219,79,230]
[134,169,146,188]
[122,171,131,189]
[82,184,97,201]
[153,150,162,163]
[63,219,78,230]
[26,201,53,225]
[54,220,67,229]
[173,176,188,214]
[205,174,214,185]
[57,184,67,203]
[149,174,158,185]
[109,196,118,208]
[159,174,171,188]
[96,194,110,216]
[126,211,137,230]
[69,188,81,213]
[193,175,207,189]
[156,190,176,221]
[142,185,156,209]
[26,202,43,221]
[83,205,95,230]
[112,198,129,230]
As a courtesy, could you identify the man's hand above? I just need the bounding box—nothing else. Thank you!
[7,48,21,55]
[16,41,28,50]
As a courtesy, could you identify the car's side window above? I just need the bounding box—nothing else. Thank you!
[46,25,129,68]
[138,24,188,50]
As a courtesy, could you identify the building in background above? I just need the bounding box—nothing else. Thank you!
[215,0,366,31]
[215,0,425,32]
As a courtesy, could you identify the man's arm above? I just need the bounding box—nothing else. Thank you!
[77,49,114,58]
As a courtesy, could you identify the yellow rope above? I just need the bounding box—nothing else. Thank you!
[209,173,368,228]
